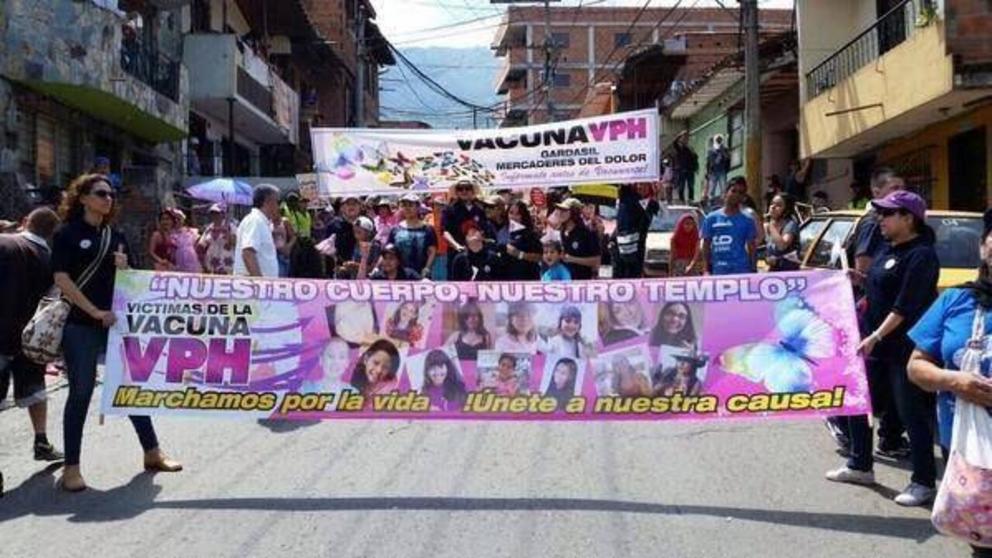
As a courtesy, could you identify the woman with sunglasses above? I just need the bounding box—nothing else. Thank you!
[826,190,939,508]
[52,174,182,492]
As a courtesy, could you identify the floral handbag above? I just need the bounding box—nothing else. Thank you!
[932,305,992,547]
[21,227,111,364]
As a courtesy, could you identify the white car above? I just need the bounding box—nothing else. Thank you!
[643,205,705,277]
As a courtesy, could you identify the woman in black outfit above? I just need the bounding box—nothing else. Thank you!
[503,201,542,280]
[53,174,182,492]
[825,190,940,508]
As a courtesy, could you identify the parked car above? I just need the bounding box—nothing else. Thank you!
[643,205,705,277]
[795,209,982,289]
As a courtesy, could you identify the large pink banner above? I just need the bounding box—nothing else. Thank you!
[101,270,870,421]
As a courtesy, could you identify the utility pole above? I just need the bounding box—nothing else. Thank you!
[355,2,367,127]
[741,0,762,206]
[472,108,478,129]
[543,0,554,123]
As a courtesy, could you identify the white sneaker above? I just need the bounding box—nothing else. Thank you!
[894,483,936,507]
[825,466,876,485]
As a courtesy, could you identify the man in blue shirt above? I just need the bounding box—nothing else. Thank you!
[698,177,756,275]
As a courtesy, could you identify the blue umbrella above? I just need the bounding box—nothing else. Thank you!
[186,178,254,205]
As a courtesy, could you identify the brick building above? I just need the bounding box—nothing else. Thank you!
[492,5,792,126]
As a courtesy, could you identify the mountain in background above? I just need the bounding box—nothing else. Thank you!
[379,46,505,129]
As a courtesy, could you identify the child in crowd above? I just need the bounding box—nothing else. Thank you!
[541,239,571,282]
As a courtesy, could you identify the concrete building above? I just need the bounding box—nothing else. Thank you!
[0,0,189,262]
[798,0,992,211]
[491,5,792,126]
[180,0,393,216]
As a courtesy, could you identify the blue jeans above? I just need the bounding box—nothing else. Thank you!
[847,351,936,487]
[62,322,159,466]
[708,171,727,199]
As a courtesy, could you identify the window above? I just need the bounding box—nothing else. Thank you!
[727,110,744,169]
[552,72,571,87]
[806,219,855,269]
[797,217,828,263]
[550,32,570,48]
[614,33,632,48]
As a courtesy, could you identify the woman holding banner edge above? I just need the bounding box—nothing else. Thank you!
[825,190,940,507]
[53,174,182,492]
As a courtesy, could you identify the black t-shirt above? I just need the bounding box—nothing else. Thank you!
[864,235,939,355]
[562,223,601,280]
[451,248,500,281]
[369,267,421,281]
[501,228,541,280]
[442,202,487,247]
[326,217,356,262]
[51,218,130,327]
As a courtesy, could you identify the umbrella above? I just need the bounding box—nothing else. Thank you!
[186,178,254,205]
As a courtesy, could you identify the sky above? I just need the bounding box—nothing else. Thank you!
[369,0,795,49]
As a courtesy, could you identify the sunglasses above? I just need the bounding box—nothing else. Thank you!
[90,189,116,199]
[877,208,903,217]
[456,185,474,192]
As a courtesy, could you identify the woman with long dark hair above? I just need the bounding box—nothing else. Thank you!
[503,201,542,280]
[420,350,468,411]
[444,300,492,360]
[827,191,940,508]
[649,302,697,349]
[148,208,177,271]
[544,357,578,409]
[53,174,181,492]
[764,193,801,272]
[350,339,401,396]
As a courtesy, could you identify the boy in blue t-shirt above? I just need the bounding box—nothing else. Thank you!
[700,177,757,275]
[541,239,572,282]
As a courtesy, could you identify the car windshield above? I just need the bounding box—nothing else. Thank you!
[929,215,982,269]
[649,208,695,232]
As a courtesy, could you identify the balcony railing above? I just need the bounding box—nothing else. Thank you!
[805,0,931,99]
[237,67,274,117]
[120,40,180,101]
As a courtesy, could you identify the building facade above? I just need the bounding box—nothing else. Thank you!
[0,0,189,261]
[491,5,792,126]
[798,0,992,211]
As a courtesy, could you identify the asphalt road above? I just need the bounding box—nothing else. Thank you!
[0,385,968,558]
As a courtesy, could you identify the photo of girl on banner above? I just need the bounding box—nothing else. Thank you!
[383,300,435,349]
[299,336,354,394]
[326,301,379,348]
[477,351,533,396]
[537,305,596,359]
[443,299,494,361]
[541,356,582,410]
[651,349,709,397]
[494,302,541,353]
[599,299,650,347]
[406,348,468,411]
[350,339,404,397]
[649,302,702,351]
[592,346,653,397]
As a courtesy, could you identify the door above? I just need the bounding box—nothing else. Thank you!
[948,127,987,212]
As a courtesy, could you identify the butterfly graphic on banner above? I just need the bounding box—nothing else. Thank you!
[718,296,836,392]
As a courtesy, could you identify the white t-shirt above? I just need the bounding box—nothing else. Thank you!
[233,208,279,277]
